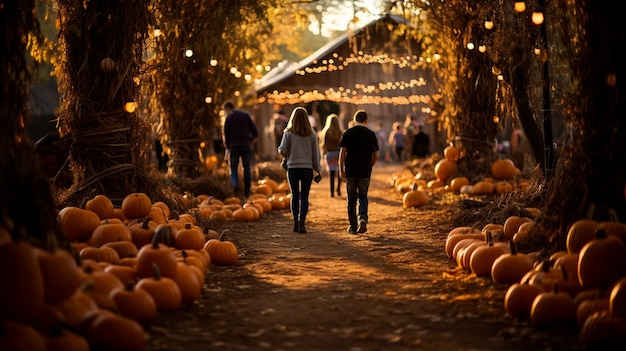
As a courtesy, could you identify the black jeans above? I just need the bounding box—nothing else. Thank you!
[287,168,313,223]
[346,177,370,228]
[228,145,253,195]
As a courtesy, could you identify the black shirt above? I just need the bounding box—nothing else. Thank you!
[338,125,379,178]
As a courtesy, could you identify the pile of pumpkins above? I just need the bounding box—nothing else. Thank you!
[0,191,244,350]
[446,213,626,346]
[196,177,291,222]
[392,145,531,209]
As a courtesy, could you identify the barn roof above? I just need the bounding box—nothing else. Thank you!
[252,14,410,95]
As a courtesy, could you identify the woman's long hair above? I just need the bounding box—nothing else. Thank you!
[285,107,312,136]
[321,114,343,141]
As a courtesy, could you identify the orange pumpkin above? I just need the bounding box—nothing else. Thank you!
[434,158,458,182]
[491,158,520,180]
[578,229,626,289]
[530,287,577,327]
[110,281,157,324]
[504,281,544,319]
[57,206,101,242]
[0,240,45,323]
[402,188,430,208]
[135,264,182,311]
[203,232,238,265]
[85,194,115,220]
[90,222,132,247]
[85,310,146,351]
[566,219,599,254]
[449,176,470,191]
[121,192,152,219]
[443,145,460,161]
[135,237,178,280]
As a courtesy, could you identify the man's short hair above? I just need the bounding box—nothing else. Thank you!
[222,101,235,110]
[353,110,368,123]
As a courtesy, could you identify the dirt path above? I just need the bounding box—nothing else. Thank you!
[145,163,584,351]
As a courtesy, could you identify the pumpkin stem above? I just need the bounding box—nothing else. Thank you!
[170,209,180,221]
[509,240,518,255]
[79,196,90,209]
[219,229,230,241]
[124,281,136,291]
[142,217,153,229]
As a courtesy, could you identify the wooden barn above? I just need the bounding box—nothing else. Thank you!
[246,14,445,161]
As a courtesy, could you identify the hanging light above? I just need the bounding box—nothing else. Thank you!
[467,42,475,50]
[534,47,541,55]
[478,45,487,53]
[153,26,162,38]
[531,9,544,25]
[244,73,252,81]
[185,49,193,57]
[484,20,493,30]
[210,58,218,66]
[124,100,137,113]
[514,2,526,12]
[205,96,212,104]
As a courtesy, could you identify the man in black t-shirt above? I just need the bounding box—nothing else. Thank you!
[338,110,379,234]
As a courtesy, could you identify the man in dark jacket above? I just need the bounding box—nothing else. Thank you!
[222,101,258,197]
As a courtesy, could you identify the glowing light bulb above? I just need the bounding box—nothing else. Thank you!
[467,42,475,50]
[515,1,526,12]
[185,49,193,57]
[484,20,493,30]
[531,11,544,25]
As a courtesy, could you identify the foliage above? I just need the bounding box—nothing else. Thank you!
[54,0,165,206]
[144,0,284,178]
[1,0,64,244]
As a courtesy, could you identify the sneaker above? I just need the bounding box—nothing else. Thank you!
[347,226,357,234]
[357,222,367,233]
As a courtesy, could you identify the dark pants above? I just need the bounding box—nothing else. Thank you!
[346,178,370,229]
[329,170,341,196]
[228,145,253,196]
[288,168,313,223]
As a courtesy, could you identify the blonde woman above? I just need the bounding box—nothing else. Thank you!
[320,114,343,197]
[278,107,322,233]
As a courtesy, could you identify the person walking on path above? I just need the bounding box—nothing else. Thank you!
[278,107,322,233]
[319,113,343,197]
[388,122,406,163]
[412,125,430,158]
[338,110,379,234]
[222,101,258,198]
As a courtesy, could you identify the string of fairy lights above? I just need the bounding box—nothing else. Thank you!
[253,49,438,106]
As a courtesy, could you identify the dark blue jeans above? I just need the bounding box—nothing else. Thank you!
[346,178,370,228]
[228,145,253,195]
[288,168,313,223]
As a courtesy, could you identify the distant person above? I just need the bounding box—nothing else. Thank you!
[403,114,419,160]
[388,122,406,163]
[320,114,343,197]
[271,106,288,149]
[338,110,379,234]
[222,101,258,198]
[412,125,430,158]
[374,122,390,162]
[278,107,322,233]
